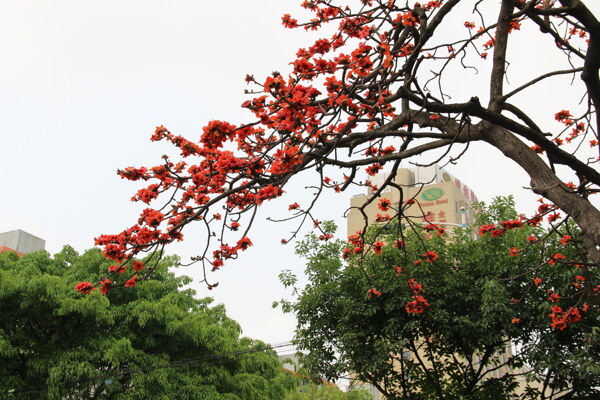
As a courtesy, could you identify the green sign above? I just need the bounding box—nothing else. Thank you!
[421,188,444,201]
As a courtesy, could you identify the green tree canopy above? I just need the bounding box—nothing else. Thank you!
[278,197,600,399]
[0,247,295,400]
[284,379,370,400]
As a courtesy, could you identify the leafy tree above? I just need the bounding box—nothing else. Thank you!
[89,0,600,301]
[0,248,295,400]
[277,198,600,399]
[285,379,370,400]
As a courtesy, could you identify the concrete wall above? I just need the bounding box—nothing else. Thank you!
[0,230,45,254]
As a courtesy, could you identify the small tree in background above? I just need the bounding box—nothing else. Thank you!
[277,198,600,399]
[0,248,295,400]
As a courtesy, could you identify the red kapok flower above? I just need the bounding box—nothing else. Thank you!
[342,247,352,259]
[407,278,423,294]
[405,295,429,314]
[365,163,383,176]
[132,261,144,272]
[567,307,581,323]
[372,241,385,255]
[124,275,138,287]
[478,224,496,236]
[548,292,561,302]
[393,239,406,248]
[367,288,381,298]
[508,247,520,257]
[378,198,392,211]
[99,278,112,295]
[237,237,253,250]
[108,264,126,274]
[423,250,438,263]
[560,235,572,245]
[548,213,561,222]
[531,144,545,154]
[554,110,572,124]
[548,253,566,265]
[75,281,95,295]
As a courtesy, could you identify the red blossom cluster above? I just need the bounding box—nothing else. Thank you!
[372,241,385,254]
[405,277,428,314]
[548,305,582,331]
[422,250,439,263]
[343,232,365,259]
[405,296,429,314]
[82,0,598,319]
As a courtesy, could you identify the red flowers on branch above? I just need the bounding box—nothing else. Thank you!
[405,295,429,314]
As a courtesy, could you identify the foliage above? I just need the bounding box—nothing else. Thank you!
[278,198,600,399]
[0,248,295,400]
[285,379,370,400]
[88,0,600,298]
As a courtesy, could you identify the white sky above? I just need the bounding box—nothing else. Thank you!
[1,0,598,346]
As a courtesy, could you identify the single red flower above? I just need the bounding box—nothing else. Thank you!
[124,276,138,287]
[407,278,423,294]
[108,264,126,274]
[75,281,95,295]
[378,198,392,211]
[547,213,561,223]
[365,163,383,176]
[372,241,385,255]
[405,295,429,314]
[99,278,112,295]
[423,250,438,262]
[478,224,496,236]
[548,293,561,302]
[237,237,253,251]
[548,253,566,265]
[567,307,581,323]
[560,235,572,245]
[393,240,406,248]
[132,261,144,272]
[490,229,505,237]
[531,144,545,153]
[342,248,352,259]
[554,110,572,124]
[367,288,381,298]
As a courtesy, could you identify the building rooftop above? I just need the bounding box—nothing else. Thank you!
[0,229,45,254]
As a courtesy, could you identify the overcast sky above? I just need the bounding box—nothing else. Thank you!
[1,0,599,346]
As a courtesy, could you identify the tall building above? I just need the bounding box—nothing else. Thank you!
[347,164,478,236]
[0,229,45,255]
